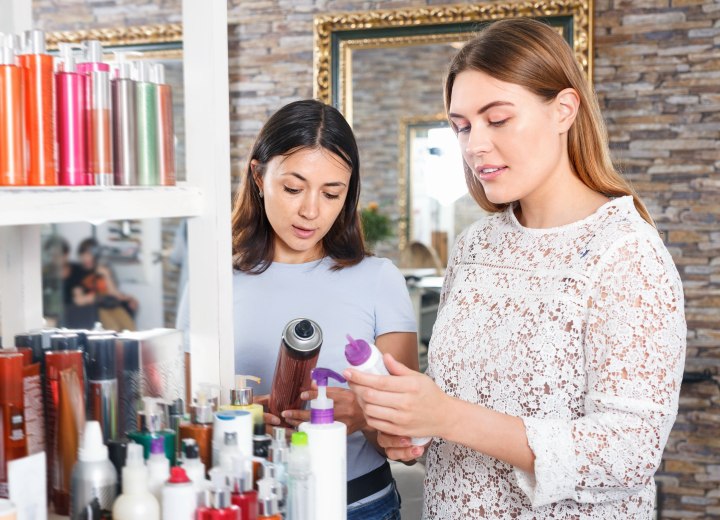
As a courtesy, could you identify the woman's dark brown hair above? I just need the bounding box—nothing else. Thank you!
[231,99,368,273]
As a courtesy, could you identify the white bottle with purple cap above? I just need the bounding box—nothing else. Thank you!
[345,335,432,446]
[298,368,347,520]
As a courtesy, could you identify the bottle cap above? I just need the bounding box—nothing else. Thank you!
[281,318,323,356]
[204,469,231,509]
[182,438,200,460]
[139,397,164,433]
[345,335,372,366]
[26,29,46,54]
[82,40,103,63]
[257,473,280,516]
[125,442,144,468]
[111,51,141,80]
[78,421,109,462]
[269,427,288,464]
[191,383,216,424]
[253,433,271,458]
[150,62,165,84]
[310,368,346,424]
[107,438,128,476]
[50,333,80,351]
[57,42,77,73]
[230,375,261,406]
[86,335,116,381]
[167,466,191,484]
[291,431,308,447]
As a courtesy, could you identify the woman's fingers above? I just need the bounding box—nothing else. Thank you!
[376,432,413,449]
[281,408,311,427]
[263,411,281,426]
[385,445,425,462]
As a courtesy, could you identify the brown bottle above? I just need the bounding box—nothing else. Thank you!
[268,319,323,428]
[0,353,28,498]
[179,386,215,470]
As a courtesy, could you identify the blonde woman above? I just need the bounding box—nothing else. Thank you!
[346,18,686,518]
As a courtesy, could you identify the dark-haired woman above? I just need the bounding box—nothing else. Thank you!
[231,99,417,519]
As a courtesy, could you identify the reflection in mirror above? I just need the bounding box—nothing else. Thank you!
[40,217,188,332]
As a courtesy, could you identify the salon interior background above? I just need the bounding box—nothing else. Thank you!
[32,0,720,518]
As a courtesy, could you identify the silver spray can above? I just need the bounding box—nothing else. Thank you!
[70,421,118,519]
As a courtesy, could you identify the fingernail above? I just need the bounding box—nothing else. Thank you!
[281,412,289,419]
[412,447,423,456]
[343,370,351,380]
[300,392,308,400]
[401,438,410,447]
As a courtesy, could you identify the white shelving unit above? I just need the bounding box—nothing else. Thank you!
[0,0,235,392]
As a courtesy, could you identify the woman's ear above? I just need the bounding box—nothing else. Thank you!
[555,88,580,134]
[250,159,263,191]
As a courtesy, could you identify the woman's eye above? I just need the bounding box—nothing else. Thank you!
[456,125,470,134]
[489,118,509,127]
[324,193,340,200]
[283,186,301,194]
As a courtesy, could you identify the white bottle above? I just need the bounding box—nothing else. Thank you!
[147,436,170,508]
[161,466,197,520]
[181,438,209,491]
[298,368,347,520]
[345,335,431,446]
[70,421,118,519]
[287,431,313,520]
[112,443,160,520]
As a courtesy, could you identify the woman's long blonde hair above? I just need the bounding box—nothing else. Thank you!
[445,18,654,225]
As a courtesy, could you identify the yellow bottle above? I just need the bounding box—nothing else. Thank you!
[220,375,264,434]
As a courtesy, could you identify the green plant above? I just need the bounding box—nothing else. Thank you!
[360,202,393,246]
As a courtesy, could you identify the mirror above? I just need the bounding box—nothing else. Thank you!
[41,25,187,331]
[314,1,593,265]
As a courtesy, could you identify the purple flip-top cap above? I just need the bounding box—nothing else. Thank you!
[345,335,371,366]
[150,436,165,455]
[310,408,335,424]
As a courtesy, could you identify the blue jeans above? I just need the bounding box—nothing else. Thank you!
[347,481,402,520]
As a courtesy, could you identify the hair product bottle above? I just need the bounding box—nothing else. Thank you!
[55,43,87,186]
[268,427,288,512]
[19,29,56,186]
[0,353,27,499]
[195,470,241,520]
[127,397,177,465]
[112,443,160,520]
[230,455,257,520]
[180,439,208,491]
[146,437,170,508]
[135,61,158,185]
[212,410,252,470]
[287,431,312,520]
[0,42,25,186]
[179,384,215,470]
[298,368,347,520]
[161,466,196,520]
[256,473,282,520]
[345,335,431,445]
[151,63,175,186]
[221,375,264,435]
[268,319,323,427]
[69,421,118,519]
[111,53,138,186]
[86,335,118,442]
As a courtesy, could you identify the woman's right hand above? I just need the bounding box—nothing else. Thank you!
[254,393,282,427]
[377,431,429,462]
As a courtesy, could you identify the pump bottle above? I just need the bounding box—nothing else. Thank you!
[229,454,258,520]
[195,469,241,520]
[220,375,264,434]
[298,367,347,520]
[127,397,177,464]
[180,438,208,489]
[256,468,282,520]
[345,335,431,445]
[179,383,216,470]
[112,443,160,520]
[69,421,118,519]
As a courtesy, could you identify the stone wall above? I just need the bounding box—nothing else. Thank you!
[33,1,720,517]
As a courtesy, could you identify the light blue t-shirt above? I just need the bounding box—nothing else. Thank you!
[233,255,417,481]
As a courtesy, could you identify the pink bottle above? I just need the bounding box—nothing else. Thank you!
[55,43,87,186]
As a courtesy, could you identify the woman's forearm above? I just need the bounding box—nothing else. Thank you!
[439,395,535,475]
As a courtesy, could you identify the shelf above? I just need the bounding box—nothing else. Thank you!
[0,184,204,226]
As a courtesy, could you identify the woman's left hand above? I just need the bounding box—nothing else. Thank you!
[281,386,368,434]
[344,353,449,439]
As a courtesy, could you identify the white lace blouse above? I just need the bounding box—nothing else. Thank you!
[424,197,686,519]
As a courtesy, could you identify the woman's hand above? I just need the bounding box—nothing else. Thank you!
[344,353,449,440]
[254,393,282,427]
[281,386,368,434]
[376,431,430,462]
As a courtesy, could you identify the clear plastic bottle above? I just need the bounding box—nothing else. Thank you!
[287,431,312,520]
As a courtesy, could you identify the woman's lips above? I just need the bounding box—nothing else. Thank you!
[292,225,316,239]
[475,165,507,181]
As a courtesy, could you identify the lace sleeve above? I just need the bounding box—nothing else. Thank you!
[514,232,687,508]
[439,226,470,311]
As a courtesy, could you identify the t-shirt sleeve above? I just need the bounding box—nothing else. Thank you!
[372,259,418,337]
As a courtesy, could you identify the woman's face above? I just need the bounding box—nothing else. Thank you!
[255,147,352,264]
[448,69,574,206]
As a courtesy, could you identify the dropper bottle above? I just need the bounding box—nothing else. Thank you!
[112,443,160,520]
[55,43,88,186]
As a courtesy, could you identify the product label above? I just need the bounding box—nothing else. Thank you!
[23,372,46,454]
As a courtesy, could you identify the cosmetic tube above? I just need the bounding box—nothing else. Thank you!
[151,63,175,186]
[0,43,25,186]
[87,335,118,442]
[0,354,27,499]
[70,421,118,519]
[135,62,158,185]
[87,69,113,185]
[111,54,137,185]
[55,43,87,186]
[19,29,56,186]
[53,358,87,515]
[268,319,323,427]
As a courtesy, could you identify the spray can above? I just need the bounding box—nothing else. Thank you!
[268,319,323,427]
[86,335,118,442]
[69,421,118,519]
[345,335,431,445]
